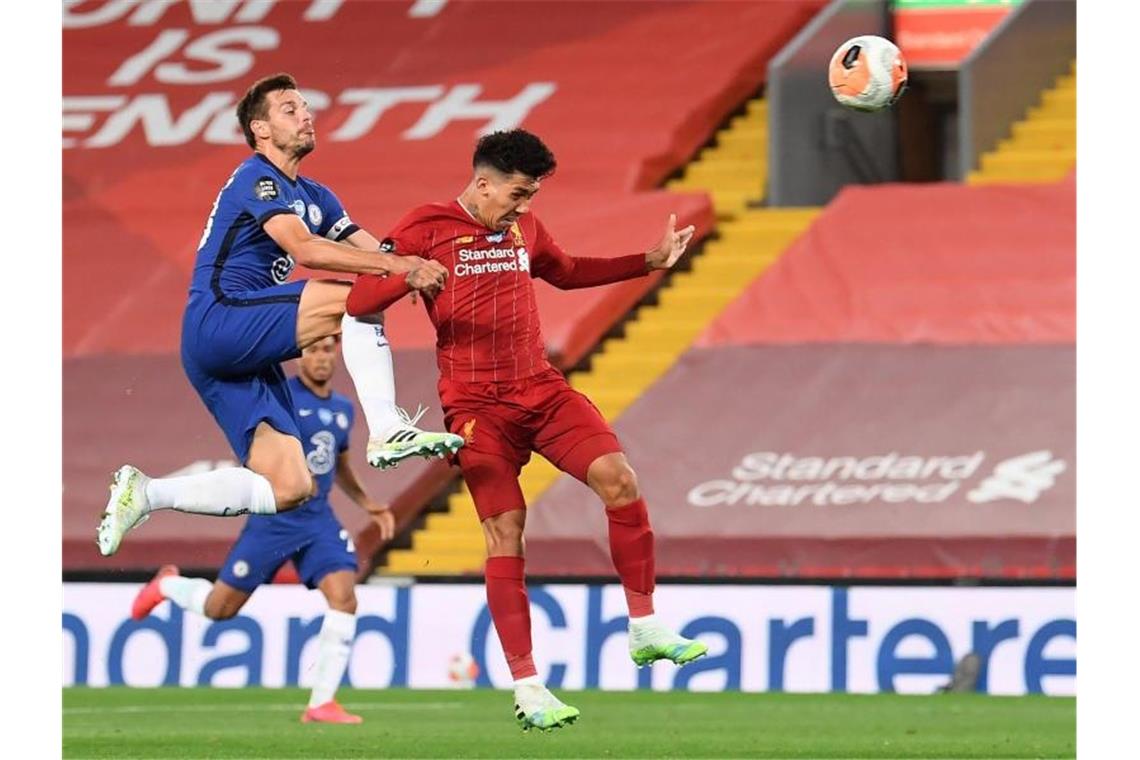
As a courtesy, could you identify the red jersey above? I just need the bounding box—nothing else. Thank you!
[350,201,648,383]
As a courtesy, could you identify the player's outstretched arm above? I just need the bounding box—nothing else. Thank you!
[264,213,444,284]
[335,450,395,541]
[534,213,696,290]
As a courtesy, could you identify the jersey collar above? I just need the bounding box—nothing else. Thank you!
[254,152,299,186]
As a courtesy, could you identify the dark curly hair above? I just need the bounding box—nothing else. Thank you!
[472,129,557,180]
[236,73,298,150]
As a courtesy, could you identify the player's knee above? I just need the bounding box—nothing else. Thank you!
[327,589,357,615]
[270,470,315,510]
[482,511,525,556]
[595,464,640,506]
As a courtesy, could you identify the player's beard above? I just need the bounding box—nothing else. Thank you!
[292,136,316,160]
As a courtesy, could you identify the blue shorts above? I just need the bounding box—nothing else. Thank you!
[181,281,307,463]
[217,509,357,593]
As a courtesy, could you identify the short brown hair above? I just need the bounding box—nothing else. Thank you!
[236,73,298,150]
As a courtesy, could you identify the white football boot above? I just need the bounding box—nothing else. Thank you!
[97,465,151,557]
[366,405,464,470]
[513,682,580,732]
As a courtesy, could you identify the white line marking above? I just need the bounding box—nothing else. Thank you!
[64,701,462,715]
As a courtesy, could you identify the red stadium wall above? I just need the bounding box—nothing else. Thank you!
[528,179,1075,580]
[63,0,822,571]
[63,0,821,361]
[700,179,1075,346]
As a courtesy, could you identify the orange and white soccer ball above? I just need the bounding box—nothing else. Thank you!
[828,35,908,112]
[446,652,479,687]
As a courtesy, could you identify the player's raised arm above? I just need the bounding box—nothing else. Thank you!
[531,214,694,290]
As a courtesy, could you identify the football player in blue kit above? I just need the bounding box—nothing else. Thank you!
[98,73,463,556]
[131,336,387,724]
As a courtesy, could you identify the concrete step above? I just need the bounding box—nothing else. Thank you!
[1011,118,1075,139]
[999,132,1076,151]
[709,190,766,216]
[425,510,480,531]
[1040,87,1076,107]
[701,142,765,163]
[968,166,1072,184]
[413,530,487,552]
[980,149,1075,172]
[725,207,821,230]
[1027,102,1075,121]
[717,127,767,149]
[590,350,678,374]
[703,235,799,257]
[383,550,483,575]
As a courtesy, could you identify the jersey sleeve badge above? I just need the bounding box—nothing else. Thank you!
[254,177,279,201]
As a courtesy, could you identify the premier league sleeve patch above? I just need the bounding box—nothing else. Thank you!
[379,238,397,253]
[254,177,279,201]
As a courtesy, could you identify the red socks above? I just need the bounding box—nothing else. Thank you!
[484,501,655,681]
[606,498,656,617]
[484,556,536,680]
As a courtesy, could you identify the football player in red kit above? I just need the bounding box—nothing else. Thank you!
[346,129,706,731]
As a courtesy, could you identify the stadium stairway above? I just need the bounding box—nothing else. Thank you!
[968,60,1076,184]
[382,95,819,577]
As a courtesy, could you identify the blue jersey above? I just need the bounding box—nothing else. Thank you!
[218,376,360,592]
[190,153,359,299]
[273,376,355,519]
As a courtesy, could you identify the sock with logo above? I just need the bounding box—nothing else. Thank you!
[339,313,402,438]
[145,468,277,516]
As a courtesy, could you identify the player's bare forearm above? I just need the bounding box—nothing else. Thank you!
[293,237,414,275]
[335,452,378,510]
[263,213,415,276]
[336,452,394,541]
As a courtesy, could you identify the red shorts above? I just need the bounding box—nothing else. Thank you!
[438,367,623,521]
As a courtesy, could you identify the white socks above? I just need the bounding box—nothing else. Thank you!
[145,468,277,516]
[309,609,357,708]
[629,613,659,629]
[158,575,212,615]
[340,313,402,438]
[514,675,542,688]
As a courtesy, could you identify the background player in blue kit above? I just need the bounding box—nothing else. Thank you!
[97,73,463,557]
[131,336,389,724]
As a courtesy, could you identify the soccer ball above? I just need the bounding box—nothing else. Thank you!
[446,652,479,688]
[828,35,908,112]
